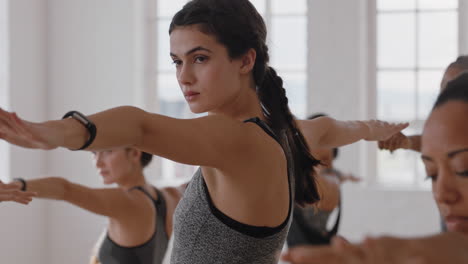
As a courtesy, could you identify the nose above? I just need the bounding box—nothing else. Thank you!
[177,63,195,86]
[93,153,105,169]
[433,167,460,206]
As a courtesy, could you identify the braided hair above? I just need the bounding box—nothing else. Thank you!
[170,0,320,205]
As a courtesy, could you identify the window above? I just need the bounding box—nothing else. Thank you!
[373,0,458,187]
[149,0,308,183]
[0,0,9,181]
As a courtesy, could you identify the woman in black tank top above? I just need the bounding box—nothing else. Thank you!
[0,1,406,263]
[1,148,184,264]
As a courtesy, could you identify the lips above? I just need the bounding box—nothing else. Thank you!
[99,170,109,176]
[184,91,200,101]
[445,215,468,231]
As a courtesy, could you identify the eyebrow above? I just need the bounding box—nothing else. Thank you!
[170,46,212,57]
[421,148,468,161]
[448,148,468,158]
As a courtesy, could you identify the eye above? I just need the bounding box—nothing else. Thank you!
[425,174,437,182]
[456,171,468,177]
[194,55,208,63]
[172,59,182,67]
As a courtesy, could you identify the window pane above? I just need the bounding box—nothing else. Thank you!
[417,70,443,120]
[377,71,416,121]
[418,0,458,10]
[278,72,306,119]
[272,0,306,15]
[377,0,416,11]
[271,16,306,70]
[378,13,416,68]
[418,12,458,68]
[249,0,266,15]
[377,126,420,185]
[157,73,192,118]
[161,158,196,181]
[157,19,172,72]
[157,0,188,17]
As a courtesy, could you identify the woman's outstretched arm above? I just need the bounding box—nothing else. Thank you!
[297,116,408,150]
[4,177,151,218]
[0,106,264,169]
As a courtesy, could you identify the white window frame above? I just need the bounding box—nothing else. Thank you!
[365,0,468,188]
[0,0,10,182]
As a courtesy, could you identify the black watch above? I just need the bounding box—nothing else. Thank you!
[62,111,97,150]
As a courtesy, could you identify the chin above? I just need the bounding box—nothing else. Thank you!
[188,104,209,114]
[102,178,115,185]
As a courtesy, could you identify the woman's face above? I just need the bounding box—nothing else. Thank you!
[92,149,138,185]
[169,25,247,114]
[422,101,468,235]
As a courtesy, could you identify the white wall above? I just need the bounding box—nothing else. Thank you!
[1,1,146,264]
[0,0,48,263]
[46,1,144,264]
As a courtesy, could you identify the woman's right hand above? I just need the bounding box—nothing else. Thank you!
[0,180,36,204]
[0,108,62,150]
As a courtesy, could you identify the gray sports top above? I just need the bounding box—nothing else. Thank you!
[98,187,169,264]
[171,117,294,264]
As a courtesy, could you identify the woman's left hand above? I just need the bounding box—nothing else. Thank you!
[0,180,37,204]
[363,120,409,142]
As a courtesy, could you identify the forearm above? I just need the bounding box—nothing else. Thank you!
[12,177,69,200]
[84,106,147,150]
[298,117,370,149]
[322,119,370,147]
[407,135,422,152]
[409,232,468,263]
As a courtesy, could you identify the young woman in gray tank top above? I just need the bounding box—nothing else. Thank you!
[0,0,407,262]
[2,148,184,264]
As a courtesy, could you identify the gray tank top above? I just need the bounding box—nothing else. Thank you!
[171,118,294,264]
[98,187,169,264]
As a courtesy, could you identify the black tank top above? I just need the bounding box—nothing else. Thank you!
[98,187,169,264]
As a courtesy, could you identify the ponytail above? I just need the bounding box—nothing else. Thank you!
[258,66,320,206]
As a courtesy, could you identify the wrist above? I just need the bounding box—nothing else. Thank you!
[62,111,97,150]
[13,178,27,191]
[360,121,372,141]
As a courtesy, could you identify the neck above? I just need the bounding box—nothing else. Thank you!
[209,79,264,121]
[118,170,148,190]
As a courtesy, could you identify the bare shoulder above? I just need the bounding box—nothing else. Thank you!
[125,188,155,210]
[241,119,284,155]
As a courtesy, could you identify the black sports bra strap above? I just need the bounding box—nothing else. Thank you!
[243,117,280,143]
[129,186,155,201]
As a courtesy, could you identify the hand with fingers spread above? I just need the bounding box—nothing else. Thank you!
[362,120,409,142]
[0,180,36,204]
[0,108,64,150]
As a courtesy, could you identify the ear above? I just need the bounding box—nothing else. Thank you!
[126,148,142,164]
[239,48,256,74]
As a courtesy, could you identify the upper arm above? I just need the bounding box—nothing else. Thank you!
[137,114,258,169]
[297,117,333,149]
[63,182,147,219]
